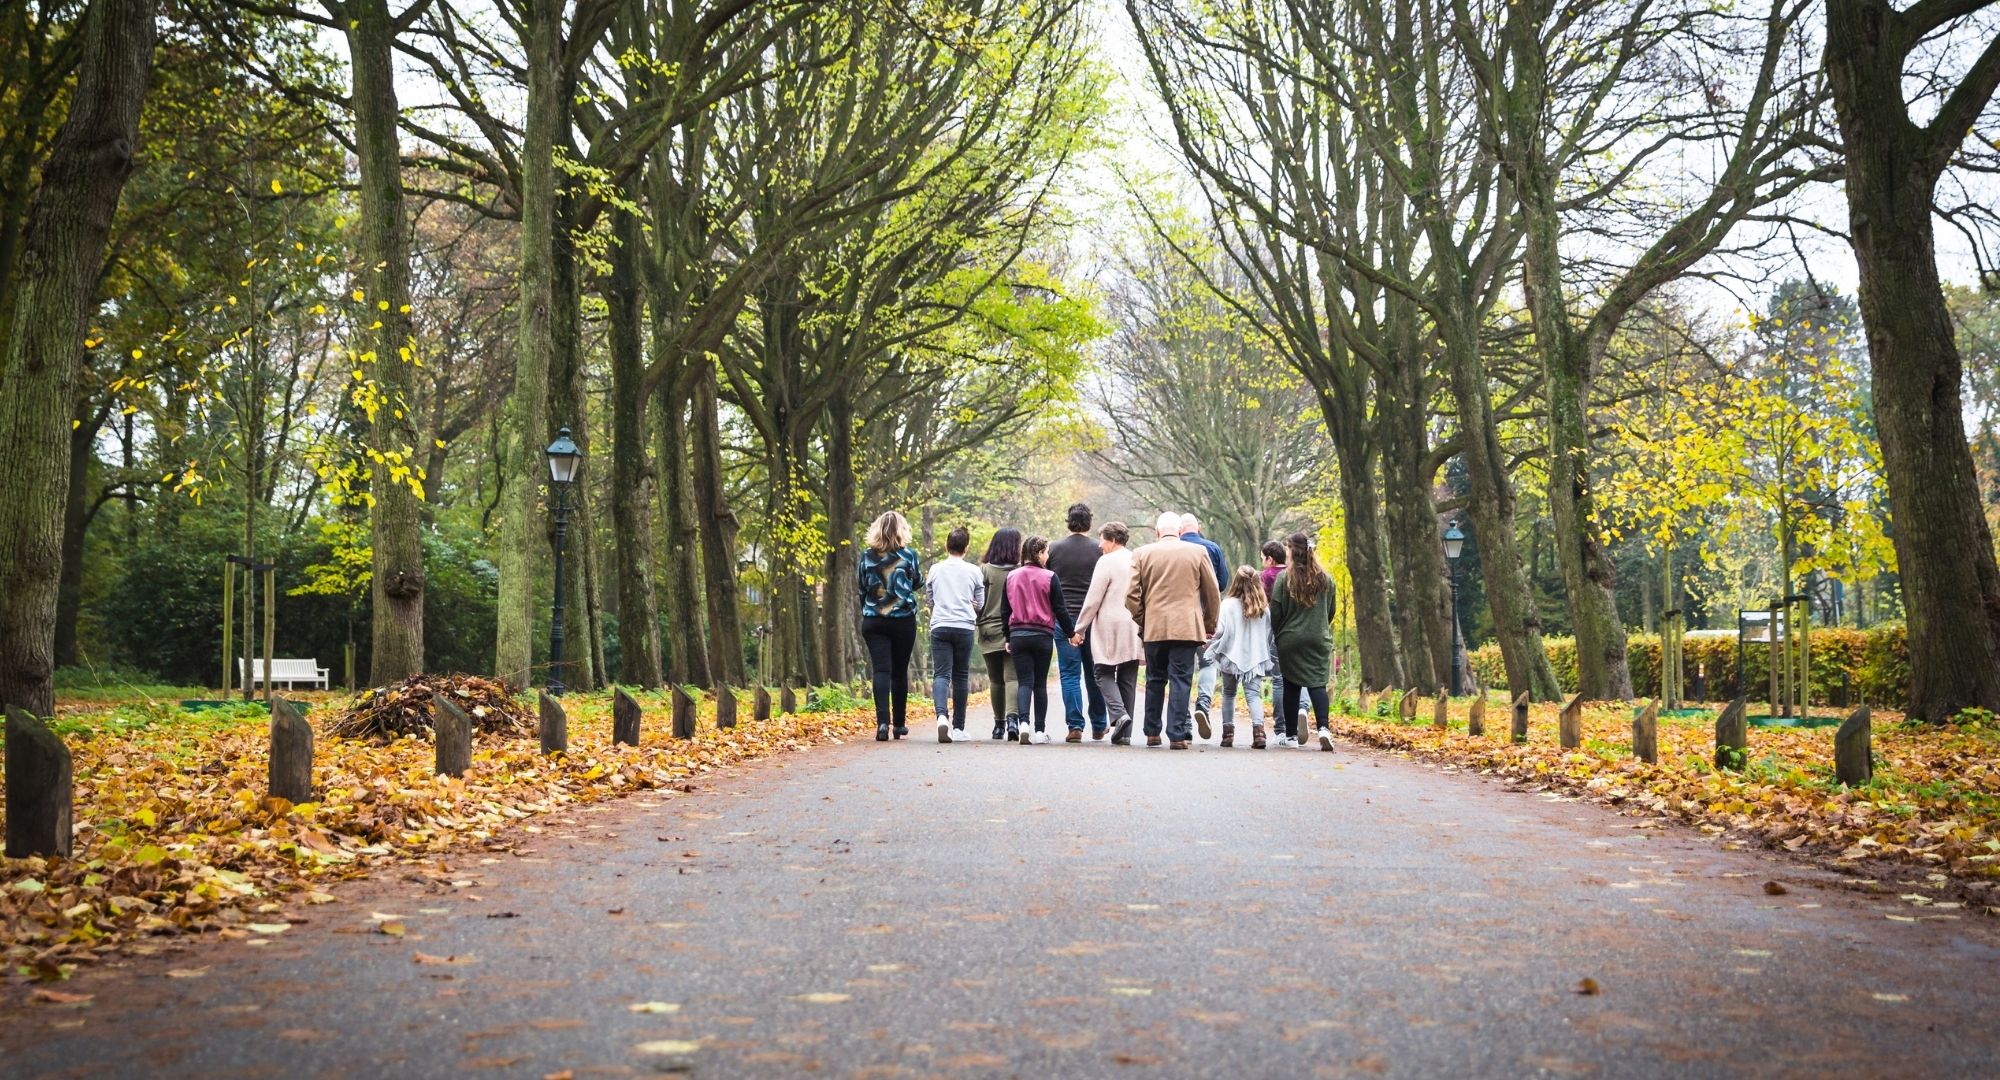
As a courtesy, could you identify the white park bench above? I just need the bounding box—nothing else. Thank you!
[238,658,330,690]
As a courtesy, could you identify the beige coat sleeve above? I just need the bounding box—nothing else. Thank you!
[1077,556,1112,634]
[1198,555,1221,638]
[1124,552,1146,633]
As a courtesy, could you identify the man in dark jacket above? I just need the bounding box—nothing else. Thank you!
[1047,503,1109,739]
[1179,514,1228,736]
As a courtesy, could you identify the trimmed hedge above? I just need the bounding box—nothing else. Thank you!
[1467,624,1909,707]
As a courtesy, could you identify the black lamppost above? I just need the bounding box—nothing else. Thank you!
[545,427,582,695]
[1442,522,1465,696]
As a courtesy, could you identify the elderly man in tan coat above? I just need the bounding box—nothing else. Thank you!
[1125,511,1221,748]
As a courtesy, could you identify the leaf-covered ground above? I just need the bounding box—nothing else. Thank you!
[1325,696,2000,910]
[1,690,869,980]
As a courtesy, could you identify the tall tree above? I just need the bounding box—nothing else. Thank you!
[1825,0,2000,720]
[0,0,156,716]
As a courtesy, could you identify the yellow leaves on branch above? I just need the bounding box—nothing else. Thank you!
[1,696,872,974]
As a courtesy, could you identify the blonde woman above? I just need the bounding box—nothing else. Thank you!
[858,511,922,741]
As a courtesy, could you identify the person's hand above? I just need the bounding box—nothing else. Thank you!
[1069,633,1083,646]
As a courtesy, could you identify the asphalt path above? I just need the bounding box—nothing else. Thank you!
[5,698,1998,1079]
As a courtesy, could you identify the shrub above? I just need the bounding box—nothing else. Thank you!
[1466,624,1908,707]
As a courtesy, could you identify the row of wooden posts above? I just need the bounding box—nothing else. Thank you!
[3,683,807,860]
[1361,687,1875,786]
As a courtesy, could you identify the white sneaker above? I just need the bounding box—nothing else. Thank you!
[948,725,972,742]
[937,715,952,743]
[1317,728,1334,751]
[1030,729,1051,744]
[1284,734,1302,748]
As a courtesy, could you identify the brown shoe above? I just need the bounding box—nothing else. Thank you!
[1169,740,1191,750]
[1065,729,1082,743]
[1251,725,1267,749]
[1220,723,1235,748]
[1146,735,1162,747]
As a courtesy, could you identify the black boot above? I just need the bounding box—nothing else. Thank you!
[1004,712,1021,741]
[876,723,890,741]
[992,716,1007,740]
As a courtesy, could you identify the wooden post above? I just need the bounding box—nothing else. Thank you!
[613,686,642,746]
[268,696,313,803]
[1432,695,1449,730]
[434,697,472,778]
[1714,696,1748,771]
[1467,694,1486,737]
[4,707,73,858]
[1632,699,1659,764]
[671,685,697,739]
[1511,691,1530,744]
[1835,705,1872,786]
[780,684,799,715]
[1559,693,1584,749]
[754,686,772,723]
[537,691,568,754]
[1398,689,1417,722]
[1357,687,1372,714]
[715,684,737,729]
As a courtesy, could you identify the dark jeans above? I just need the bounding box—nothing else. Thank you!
[1281,681,1330,739]
[929,626,975,727]
[1055,629,1108,732]
[1010,631,1055,730]
[983,648,1012,720]
[861,615,917,730]
[1142,641,1199,741]
[1094,659,1138,732]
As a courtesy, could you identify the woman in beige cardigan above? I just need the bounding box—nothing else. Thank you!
[1073,521,1142,744]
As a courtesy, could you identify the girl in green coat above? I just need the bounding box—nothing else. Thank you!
[1270,531,1336,750]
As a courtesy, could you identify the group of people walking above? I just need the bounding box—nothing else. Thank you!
[855,504,1338,751]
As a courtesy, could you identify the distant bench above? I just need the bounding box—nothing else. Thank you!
[237,658,330,690]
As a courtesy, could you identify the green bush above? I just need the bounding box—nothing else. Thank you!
[1467,623,1908,707]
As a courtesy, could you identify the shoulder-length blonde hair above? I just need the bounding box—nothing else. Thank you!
[866,511,911,554]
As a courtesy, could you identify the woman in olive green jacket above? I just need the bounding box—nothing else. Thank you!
[975,527,1023,739]
[1270,530,1336,750]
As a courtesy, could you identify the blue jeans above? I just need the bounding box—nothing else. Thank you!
[929,626,975,728]
[1055,629,1109,732]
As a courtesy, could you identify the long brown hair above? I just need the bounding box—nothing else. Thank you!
[1284,531,1327,606]
[1227,566,1268,618]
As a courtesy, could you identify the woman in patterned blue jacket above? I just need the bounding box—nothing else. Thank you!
[858,511,923,740]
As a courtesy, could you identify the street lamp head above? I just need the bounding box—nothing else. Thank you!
[1442,522,1465,561]
[545,427,582,484]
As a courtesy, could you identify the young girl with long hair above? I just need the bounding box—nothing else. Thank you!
[1204,566,1277,748]
[975,527,1023,739]
[998,535,1075,744]
[1270,530,1337,750]
[857,511,922,741]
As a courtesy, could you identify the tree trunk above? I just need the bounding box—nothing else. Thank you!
[606,207,661,688]
[1322,397,1403,691]
[1435,289,1562,701]
[693,366,745,687]
[494,0,561,690]
[656,381,709,686]
[549,173,600,692]
[344,0,425,683]
[1377,378,1450,694]
[54,409,101,669]
[0,0,153,717]
[1825,0,2000,720]
[819,391,860,683]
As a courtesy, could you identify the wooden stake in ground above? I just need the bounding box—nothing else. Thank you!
[754,686,772,723]
[1836,705,1872,786]
[537,691,567,754]
[1399,689,1417,722]
[715,684,736,729]
[671,684,697,739]
[1432,695,1449,730]
[268,696,313,803]
[1559,694,1584,749]
[4,706,72,858]
[1632,699,1659,764]
[1357,687,1372,714]
[1511,691,1530,744]
[612,686,642,746]
[434,697,472,778]
[1467,694,1486,737]
[1714,697,1748,771]
[780,684,799,715]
